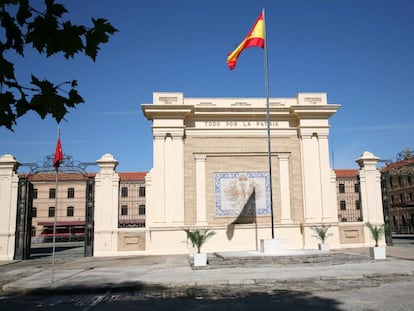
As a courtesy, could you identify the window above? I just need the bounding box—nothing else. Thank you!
[139,205,146,215]
[139,186,146,197]
[49,188,56,199]
[32,207,37,218]
[408,175,412,185]
[391,195,395,204]
[354,183,360,193]
[400,194,404,203]
[32,189,38,199]
[398,176,403,187]
[121,187,128,198]
[121,205,128,216]
[340,200,346,210]
[389,177,393,188]
[409,193,413,202]
[355,200,361,210]
[67,206,74,217]
[67,188,75,199]
[339,184,345,193]
[48,207,55,217]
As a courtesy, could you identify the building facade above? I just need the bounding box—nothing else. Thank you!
[23,172,146,243]
[381,158,414,234]
[334,169,362,223]
[141,92,384,254]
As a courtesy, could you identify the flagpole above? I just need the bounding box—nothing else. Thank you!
[262,7,275,239]
[51,127,59,284]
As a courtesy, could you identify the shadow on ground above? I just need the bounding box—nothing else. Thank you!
[1,282,343,310]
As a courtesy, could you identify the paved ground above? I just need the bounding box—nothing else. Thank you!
[0,238,413,309]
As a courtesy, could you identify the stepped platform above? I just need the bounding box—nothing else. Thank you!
[191,250,371,269]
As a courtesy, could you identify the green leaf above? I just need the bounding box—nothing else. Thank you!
[0,10,24,54]
[45,0,67,18]
[0,91,17,130]
[16,0,32,26]
[67,89,83,107]
[85,18,118,61]
[0,54,15,81]
[15,97,29,117]
[58,21,86,59]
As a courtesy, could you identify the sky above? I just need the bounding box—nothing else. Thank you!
[1,0,413,173]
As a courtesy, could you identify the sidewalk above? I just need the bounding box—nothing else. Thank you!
[1,246,414,296]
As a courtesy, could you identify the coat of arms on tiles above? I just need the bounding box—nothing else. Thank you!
[215,172,271,217]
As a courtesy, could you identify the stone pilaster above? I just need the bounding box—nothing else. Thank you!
[278,153,292,224]
[93,153,120,257]
[195,154,207,225]
[0,154,19,260]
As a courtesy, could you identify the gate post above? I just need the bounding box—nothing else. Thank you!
[0,154,20,260]
[94,153,119,257]
[356,151,385,246]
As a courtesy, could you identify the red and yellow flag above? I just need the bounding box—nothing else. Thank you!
[226,12,265,70]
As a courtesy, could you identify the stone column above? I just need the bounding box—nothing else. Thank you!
[318,133,337,222]
[356,151,385,246]
[300,132,322,222]
[0,154,19,260]
[195,154,207,225]
[151,131,166,225]
[278,153,292,224]
[94,153,120,257]
[166,130,185,225]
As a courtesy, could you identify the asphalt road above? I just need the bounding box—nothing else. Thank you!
[0,235,411,310]
[1,278,413,310]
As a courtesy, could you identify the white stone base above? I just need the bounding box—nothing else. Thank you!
[369,246,386,260]
[260,239,287,255]
[193,253,207,266]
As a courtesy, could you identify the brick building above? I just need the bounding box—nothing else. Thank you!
[381,157,414,233]
[27,171,146,242]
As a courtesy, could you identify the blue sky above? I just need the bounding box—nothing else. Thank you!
[1,0,413,173]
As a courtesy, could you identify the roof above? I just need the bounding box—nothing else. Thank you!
[23,172,95,181]
[119,172,147,181]
[334,169,358,178]
[20,171,147,181]
[381,157,414,172]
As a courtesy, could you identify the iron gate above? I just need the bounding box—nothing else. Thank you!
[14,177,33,260]
[85,177,95,257]
[16,154,96,259]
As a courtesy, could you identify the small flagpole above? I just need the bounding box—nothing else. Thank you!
[51,127,59,284]
[262,7,275,239]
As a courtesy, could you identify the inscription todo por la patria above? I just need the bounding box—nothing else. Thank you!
[201,121,279,128]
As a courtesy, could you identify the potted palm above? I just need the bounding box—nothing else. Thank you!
[365,222,386,260]
[183,228,216,266]
[311,224,332,251]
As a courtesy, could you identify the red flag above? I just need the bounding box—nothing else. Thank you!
[53,135,63,170]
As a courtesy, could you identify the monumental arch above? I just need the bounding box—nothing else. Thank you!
[142,92,346,254]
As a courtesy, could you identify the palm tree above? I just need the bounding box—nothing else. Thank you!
[365,222,385,247]
[311,224,332,243]
[183,228,216,253]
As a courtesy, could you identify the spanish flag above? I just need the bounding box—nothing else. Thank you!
[226,12,265,70]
